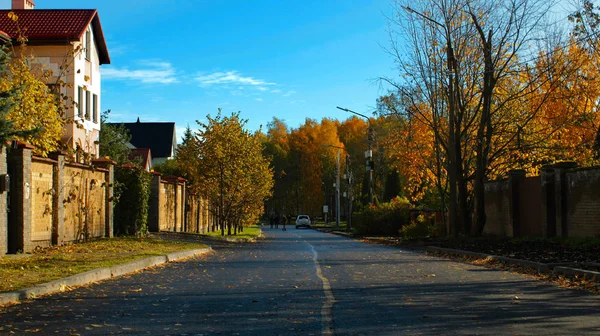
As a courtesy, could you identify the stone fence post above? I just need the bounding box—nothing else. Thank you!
[541,162,578,237]
[7,142,33,253]
[508,169,526,237]
[148,172,161,232]
[92,158,115,238]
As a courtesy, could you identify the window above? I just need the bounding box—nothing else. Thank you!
[85,30,91,61]
[92,94,98,123]
[85,90,91,120]
[77,86,83,118]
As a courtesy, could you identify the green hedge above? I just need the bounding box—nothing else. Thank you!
[114,166,152,236]
[353,197,411,236]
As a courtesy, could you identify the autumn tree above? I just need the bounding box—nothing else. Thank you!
[0,43,30,144]
[262,118,294,217]
[175,126,199,180]
[337,116,373,205]
[192,111,273,235]
[98,110,132,165]
[287,118,344,216]
[0,49,63,156]
[383,0,560,235]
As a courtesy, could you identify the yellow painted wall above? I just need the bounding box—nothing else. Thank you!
[30,161,54,242]
[63,165,106,241]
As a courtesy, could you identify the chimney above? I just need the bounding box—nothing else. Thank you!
[12,0,35,9]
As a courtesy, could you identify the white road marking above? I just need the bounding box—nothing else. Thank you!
[308,243,335,335]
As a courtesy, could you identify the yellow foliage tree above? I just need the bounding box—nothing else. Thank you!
[0,56,63,156]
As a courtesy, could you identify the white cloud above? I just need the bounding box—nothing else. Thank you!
[255,98,263,102]
[283,90,296,97]
[257,86,268,91]
[102,61,178,84]
[195,71,275,87]
[270,89,282,93]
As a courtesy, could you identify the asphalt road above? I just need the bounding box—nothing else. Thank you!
[1,228,600,335]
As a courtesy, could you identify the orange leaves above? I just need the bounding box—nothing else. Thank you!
[381,112,439,203]
[515,40,600,170]
[7,11,17,22]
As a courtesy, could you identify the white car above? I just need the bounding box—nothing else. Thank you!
[295,215,311,229]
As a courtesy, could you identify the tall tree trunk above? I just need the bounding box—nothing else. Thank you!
[447,36,459,237]
[220,168,225,236]
[473,26,495,236]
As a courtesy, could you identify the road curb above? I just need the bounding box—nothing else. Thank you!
[426,246,492,260]
[425,246,600,278]
[426,246,550,272]
[0,247,212,307]
[554,266,600,281]
[110,255,168,277]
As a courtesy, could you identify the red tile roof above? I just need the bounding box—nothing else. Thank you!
[0,9,110,64]
[129,148,152,171]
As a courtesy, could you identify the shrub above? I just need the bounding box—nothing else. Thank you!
[114,165,152,236]
[400,213,438,239]
[353,197,412,235]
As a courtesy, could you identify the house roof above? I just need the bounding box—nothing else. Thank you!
[0,9,110,64]
[0,30,9,42]
[129,148,152,169]
[108,121,176,159]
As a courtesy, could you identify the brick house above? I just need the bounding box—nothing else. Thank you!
[0,0,110,158]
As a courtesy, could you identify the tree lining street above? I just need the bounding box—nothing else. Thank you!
[1,229,599,335]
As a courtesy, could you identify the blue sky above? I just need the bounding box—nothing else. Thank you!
[0,0,396,140]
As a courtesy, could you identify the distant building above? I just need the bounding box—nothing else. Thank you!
[129,148,152,172]
[107,118,176,166]
[0,0,111,157]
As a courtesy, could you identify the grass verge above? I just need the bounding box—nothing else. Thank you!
[0,237,208,293]
[203,225,262,240]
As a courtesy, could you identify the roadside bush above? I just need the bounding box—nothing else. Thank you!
[400,213,438,239]
[353,197,411,235]
[114,165,152,236]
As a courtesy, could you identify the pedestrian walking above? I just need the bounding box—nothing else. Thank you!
[274,214,279,229]
[282,215,287,231]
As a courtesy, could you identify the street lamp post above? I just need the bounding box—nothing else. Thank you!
[335,149,340,228]
[345,154,353,232]
[402,5,459,236]
[336,106,374,204]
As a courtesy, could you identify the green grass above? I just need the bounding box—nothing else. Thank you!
[203,225,262,240]
[0,237,208,293]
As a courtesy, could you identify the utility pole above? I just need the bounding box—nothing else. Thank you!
[335,148,340,228]
[402,6,458,236]
[336,106,373,204]
[346,154,353,232]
